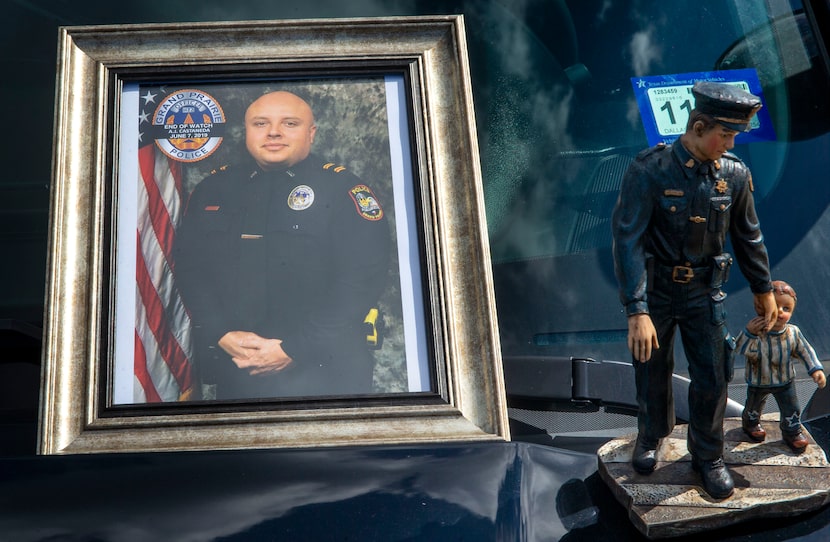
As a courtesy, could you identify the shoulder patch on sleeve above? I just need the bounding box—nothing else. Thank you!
[349,184,384,221]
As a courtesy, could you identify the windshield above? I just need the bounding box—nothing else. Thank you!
[8,0,828,377]
[5,0,829,421]
[481,1,830,381]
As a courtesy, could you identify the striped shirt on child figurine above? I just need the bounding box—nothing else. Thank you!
[735,280,826,453]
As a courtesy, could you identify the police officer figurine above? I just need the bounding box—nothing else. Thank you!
[612,81,777,499]
[174,91,391,401]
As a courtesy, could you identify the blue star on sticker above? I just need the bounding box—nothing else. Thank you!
[142,90,157,105]
[636,79,646,88]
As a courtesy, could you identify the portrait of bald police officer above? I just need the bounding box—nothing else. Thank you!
[174,90,392,401]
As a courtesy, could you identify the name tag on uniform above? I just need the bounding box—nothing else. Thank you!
[240,234,263,240]
[664,189,684,197]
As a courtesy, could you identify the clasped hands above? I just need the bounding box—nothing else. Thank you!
[218,330,293,375]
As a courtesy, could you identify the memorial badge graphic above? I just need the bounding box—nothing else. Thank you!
[150,89,226,162]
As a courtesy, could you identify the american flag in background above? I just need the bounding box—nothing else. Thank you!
[134,87,193,402]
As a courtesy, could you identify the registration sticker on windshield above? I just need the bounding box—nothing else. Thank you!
[630,68,776,147]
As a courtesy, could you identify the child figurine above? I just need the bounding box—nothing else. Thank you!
[735,280,827,453]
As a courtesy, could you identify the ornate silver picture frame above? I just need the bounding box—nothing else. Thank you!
[39,16,509,454]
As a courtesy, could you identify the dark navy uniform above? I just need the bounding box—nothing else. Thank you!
[612,140,772,462]
[612,81,774,498]
[174,153,391,400]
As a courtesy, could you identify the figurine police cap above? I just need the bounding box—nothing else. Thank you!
[692,81,762,132]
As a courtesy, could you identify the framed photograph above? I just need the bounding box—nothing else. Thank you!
[39,16,509,454]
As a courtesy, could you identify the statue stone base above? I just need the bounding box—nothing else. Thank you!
[597,415,830,539]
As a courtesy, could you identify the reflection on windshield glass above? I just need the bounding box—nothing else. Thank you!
[482,1,830,377]
[7,0,830,382]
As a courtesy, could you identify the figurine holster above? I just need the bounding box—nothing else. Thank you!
[710,253,733,289]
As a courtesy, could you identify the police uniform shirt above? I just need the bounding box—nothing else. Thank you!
[612,141,772,316]
[174,153,391,399]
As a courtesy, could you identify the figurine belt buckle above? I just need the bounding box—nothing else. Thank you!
[671,265,695,283]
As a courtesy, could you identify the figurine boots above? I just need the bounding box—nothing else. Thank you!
[783,431,809,453]
[744,423,809,453]
[691,457,734,500]
[632,436,659,474]
[742,422,766,442]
